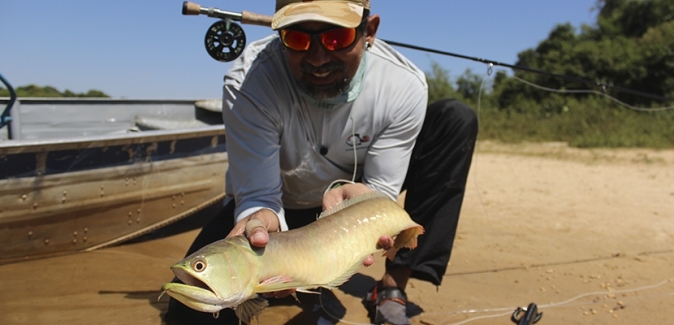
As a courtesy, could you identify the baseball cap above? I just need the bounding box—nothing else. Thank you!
[272,0,370,30]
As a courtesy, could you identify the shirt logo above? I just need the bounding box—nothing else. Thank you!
[346,134,370,147]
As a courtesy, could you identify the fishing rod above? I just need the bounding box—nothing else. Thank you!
[181,3,548,323]
[181,1,672,104]
[381,40,674,103]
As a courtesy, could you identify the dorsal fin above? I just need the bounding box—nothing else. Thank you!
[318,191,392,219]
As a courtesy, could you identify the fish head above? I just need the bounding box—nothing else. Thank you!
[161,236,259,313]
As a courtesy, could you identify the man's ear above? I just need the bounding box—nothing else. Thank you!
[364,14,380,46]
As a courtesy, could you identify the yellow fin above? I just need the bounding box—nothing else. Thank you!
[295,288,320,294]
[234,295,268,324]
[319,191,392,219]
[384,225,425,261]
[253,275,301,293]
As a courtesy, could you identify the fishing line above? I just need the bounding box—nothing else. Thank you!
[415,64,674,324]
[382,39,674,104]
[317,277,674,325]
[318,287,376,325]
[430,277,674,325]
[472,65,498,269]
[511,75,674,112]
[317,36,674,325]
[321,117,358,198]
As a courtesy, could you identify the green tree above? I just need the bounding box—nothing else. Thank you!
[425,61,460,104]
[0,85,109,97]
[497,0,673,109]
[455,68,485,103]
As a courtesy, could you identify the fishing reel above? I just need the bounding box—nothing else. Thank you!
[182,1,272,62]
[205,19,245,62]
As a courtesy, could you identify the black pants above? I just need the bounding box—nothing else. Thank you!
[165,99,478,324]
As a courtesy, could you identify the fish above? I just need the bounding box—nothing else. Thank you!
[160,191,424,324]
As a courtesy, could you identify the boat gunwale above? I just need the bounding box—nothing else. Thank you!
[0,125,225,154]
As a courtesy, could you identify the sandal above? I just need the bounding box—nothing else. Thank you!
[363,283,411,325]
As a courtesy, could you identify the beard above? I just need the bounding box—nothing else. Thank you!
[297,61,352,100]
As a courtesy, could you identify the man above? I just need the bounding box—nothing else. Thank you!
[167,0,478,324]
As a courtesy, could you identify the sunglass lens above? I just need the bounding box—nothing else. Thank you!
[321,28,357,51]
[281,30,311,51]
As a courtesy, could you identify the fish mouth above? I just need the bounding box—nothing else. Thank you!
[161,267,225,312]
[172,266,214,293]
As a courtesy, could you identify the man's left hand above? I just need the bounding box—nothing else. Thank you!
[323,183,395,267]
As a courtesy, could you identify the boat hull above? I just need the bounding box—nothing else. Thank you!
[0,126,227,263]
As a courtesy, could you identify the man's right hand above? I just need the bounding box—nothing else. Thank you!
[226,209,295,299]
[226,208,279,247]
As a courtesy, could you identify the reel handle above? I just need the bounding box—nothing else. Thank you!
[182,1,272,27]
[182,1,201,15]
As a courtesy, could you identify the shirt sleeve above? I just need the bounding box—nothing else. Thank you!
[222,81,289,231]
[361,84,428,200]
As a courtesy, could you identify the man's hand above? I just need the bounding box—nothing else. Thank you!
[227,209,296,298]
[227,208,280,247]
[322,182,373,210]
[323,183,395,267]
[362,235,396,266]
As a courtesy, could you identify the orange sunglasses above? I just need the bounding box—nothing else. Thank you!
[279,17,368,52]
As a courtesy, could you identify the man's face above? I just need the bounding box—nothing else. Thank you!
[282,15,379,100]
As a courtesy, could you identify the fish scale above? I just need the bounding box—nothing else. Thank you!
[161,191,423,324]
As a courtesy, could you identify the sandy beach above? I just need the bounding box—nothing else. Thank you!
[2,141,673,325]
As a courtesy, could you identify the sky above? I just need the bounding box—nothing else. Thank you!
[0,0,599,100]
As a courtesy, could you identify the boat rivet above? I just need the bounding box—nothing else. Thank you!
[61,197,67,203]
[84,228,88,233]
[181,200,185,205]
[33,203,38,209]
[128,220,132,225]
[172,203,176,208]
[137,208,141,214]
[128,212,132,217]
[100,192,104,197]
[72,239,77,244]
[136,218,141,223]
[21,194,27,201]
[27,231,33,238]
[172,195,176,200]
[63,190,67,196]
[73,231,78,236]
[44,239,50,245]
[83,236,87,242]
[100,185,104,190]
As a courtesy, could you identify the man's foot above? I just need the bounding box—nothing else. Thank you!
[363,283,411,325]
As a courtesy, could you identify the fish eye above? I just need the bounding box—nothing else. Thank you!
[191,259,207,272]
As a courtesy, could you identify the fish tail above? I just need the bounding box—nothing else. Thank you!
[384,225,424,261]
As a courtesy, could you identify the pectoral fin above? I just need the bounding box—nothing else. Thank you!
[234,295,269,324]
[254,275,302,293]
[384,225,424,261]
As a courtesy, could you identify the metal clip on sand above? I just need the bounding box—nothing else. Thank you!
[511,303,543,325]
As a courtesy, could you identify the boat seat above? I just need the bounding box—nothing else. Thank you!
[134,115,210,130]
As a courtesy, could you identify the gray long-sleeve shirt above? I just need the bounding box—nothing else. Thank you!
[222,35,427,230]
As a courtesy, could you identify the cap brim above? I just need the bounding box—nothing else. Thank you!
[272,2,364,30]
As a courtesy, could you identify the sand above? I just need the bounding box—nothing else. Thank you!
[1,141,673,325]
